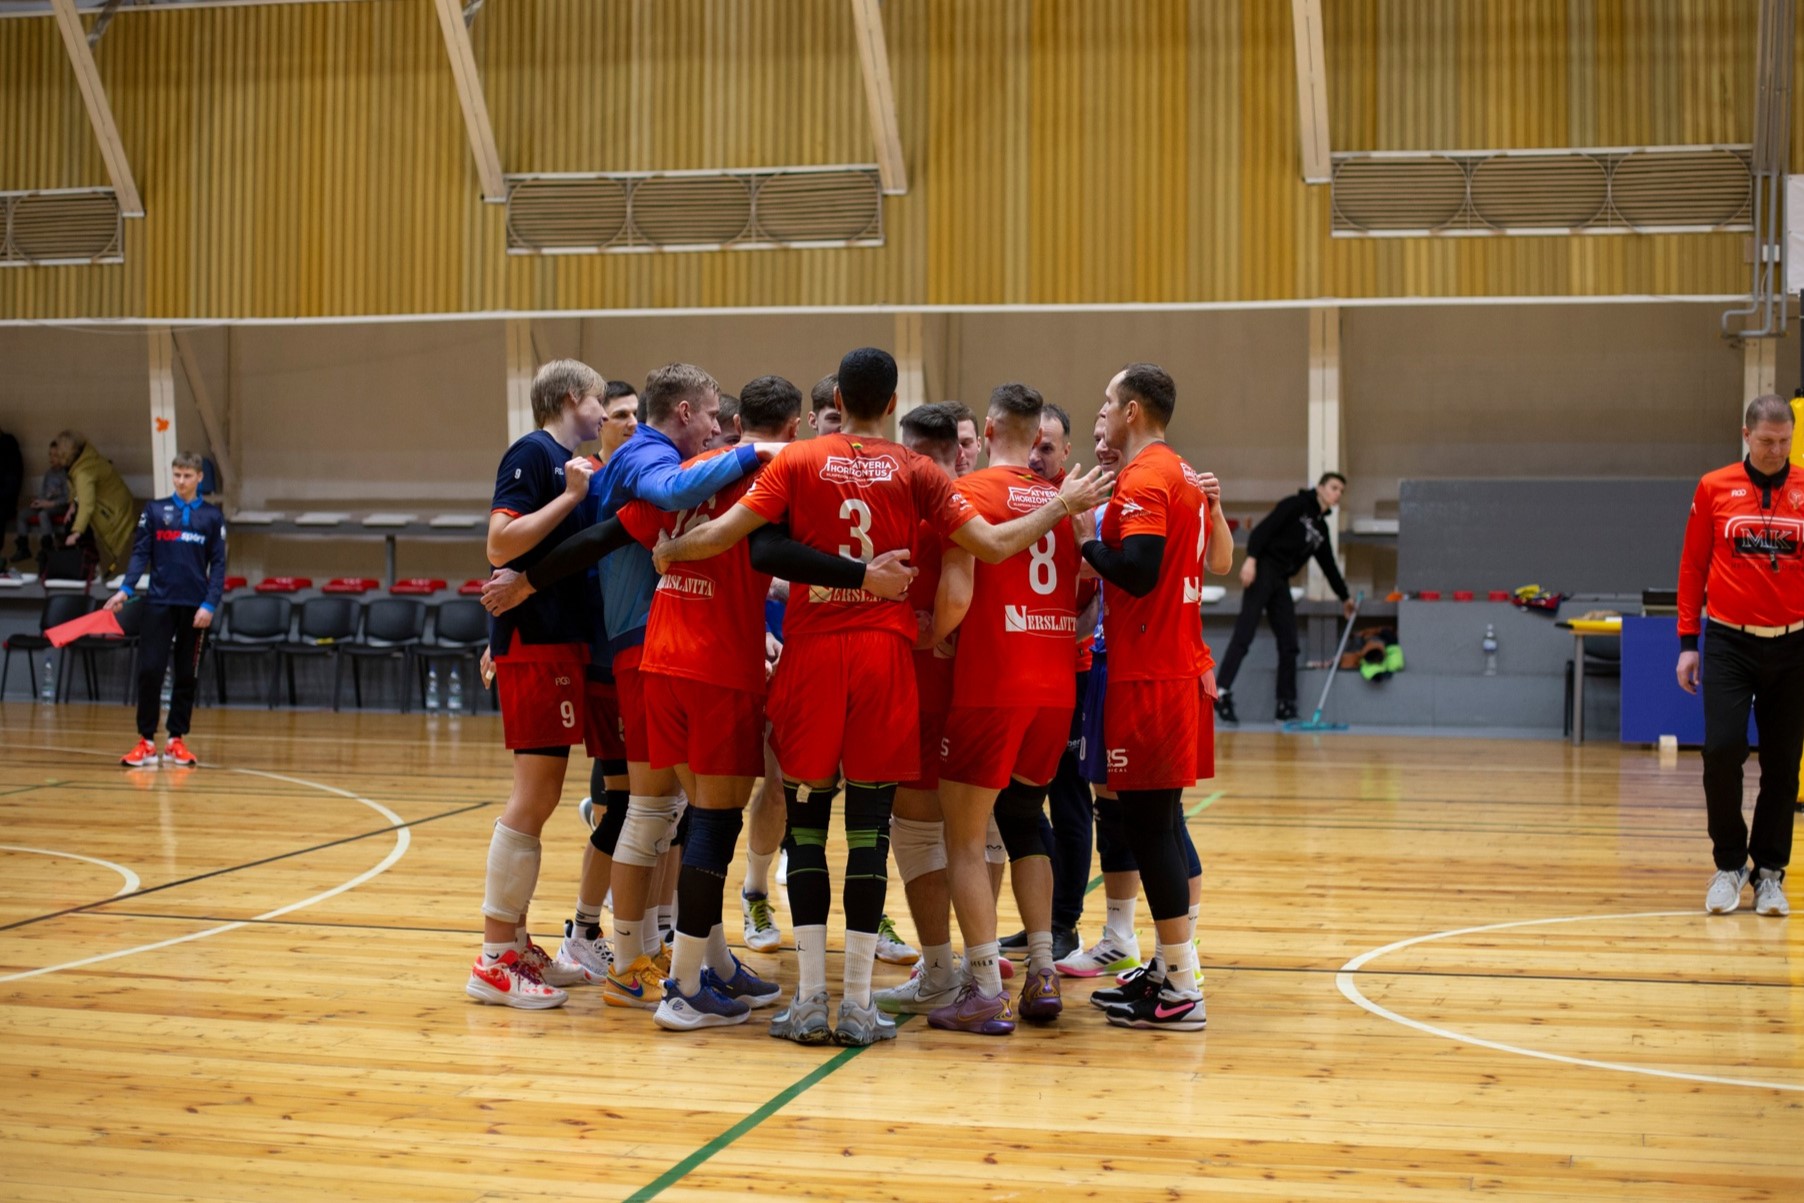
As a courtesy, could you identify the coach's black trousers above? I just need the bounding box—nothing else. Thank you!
[1045,669,1093,930]
[1215,566,1300,702]
[137,603,206,740]
[1702,623,1804,873]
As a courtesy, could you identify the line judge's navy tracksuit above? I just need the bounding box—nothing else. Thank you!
[120,495,227,739]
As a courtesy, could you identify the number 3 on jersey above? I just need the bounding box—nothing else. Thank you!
[839,498,874,562]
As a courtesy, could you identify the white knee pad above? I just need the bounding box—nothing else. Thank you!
[890,816,947,883]
[984,813,1007,865]
[482,821,541,923]
[615,794,683,867]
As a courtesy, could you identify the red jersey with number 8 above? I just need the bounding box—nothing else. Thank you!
[1099,442,1214,682]
[949,466,1079,708]
[739,434,976,642]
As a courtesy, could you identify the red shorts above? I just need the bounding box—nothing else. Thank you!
[494,640,587,751]
[584,678,626,761]
[611,647,651,763]
[1103,678,1215,790]
[644,671,764,777]
[767,631,919,783]
[940,704,1071,792]
[900,651,955,791]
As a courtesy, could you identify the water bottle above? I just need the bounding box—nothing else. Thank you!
[448,665,463,713]
[39,651,55,704]
[1482,623,1499,677]
[426,664,441,711]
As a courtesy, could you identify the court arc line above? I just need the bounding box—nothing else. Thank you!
[0,845,141,897]
[0,753,410,984]
[1336,910,1804,1094]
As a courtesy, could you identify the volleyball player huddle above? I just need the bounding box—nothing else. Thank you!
[467,348,1226,1044]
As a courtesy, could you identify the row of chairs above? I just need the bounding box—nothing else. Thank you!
[2,593,492,712]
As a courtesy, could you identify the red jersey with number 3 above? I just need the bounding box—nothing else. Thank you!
[617,448,768,695]
[949,467,1079,708]
[739,434,977,642]
[1100,442,1214,682]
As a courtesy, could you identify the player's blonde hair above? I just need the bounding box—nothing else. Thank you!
[530,359,605,428]
[643,363,720,424]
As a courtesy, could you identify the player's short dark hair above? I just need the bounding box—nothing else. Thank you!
[1041,402,1071,436]
[738,375,803,434]
[604,379,638,403]
[1117,362,1176,426]
[946,401,976,429]
[1319,471,1347,487]
[1746,394,1795,428]
[836,348,898,421]
[900,403,961,466]
[988,382,1044,441]
[717,393,740,427]
[643,363,720,424]
[811,374,840,414]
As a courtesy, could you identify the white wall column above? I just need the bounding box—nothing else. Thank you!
[505,319,535,445]
[1304,306,1343,601]
[147,327,179,498]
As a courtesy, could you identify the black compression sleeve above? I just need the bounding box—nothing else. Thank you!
[524,516,635,591]
[747,523,867,590]
[1081,534,1165,598]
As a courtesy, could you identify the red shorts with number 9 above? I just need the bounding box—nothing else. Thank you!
[1102,677,1214,791]
[494,638,588,751]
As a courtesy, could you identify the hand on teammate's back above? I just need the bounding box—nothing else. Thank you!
[480,567,533,616]
[860,548,915,601]
[1058,462,1113,513]
[562,456,595,497]
[750,441,788,463]
[652,528,675,575]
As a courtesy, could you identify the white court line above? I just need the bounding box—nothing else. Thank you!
[1336,910,1804,1093]
[0,753,411,984]
[0,846,141,897]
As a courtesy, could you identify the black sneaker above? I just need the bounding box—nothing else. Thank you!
[1275,700,1299,722]
[1051,925,1080,962]
[1106,986,1207,1032]
[1213,692,1239,725]
[1090,963,1159,1011]
[998,929,1028,953]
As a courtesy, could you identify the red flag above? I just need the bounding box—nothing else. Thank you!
[46,608,125,648]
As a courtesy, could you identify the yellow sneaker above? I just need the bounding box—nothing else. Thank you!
[603,954,663,1009]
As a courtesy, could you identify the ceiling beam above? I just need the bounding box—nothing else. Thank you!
[431,0,505,203]
[849,0,907,195]
[49,0,143,216]
[1290,0,1331,184]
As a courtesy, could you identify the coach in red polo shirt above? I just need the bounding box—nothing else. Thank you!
[1677,394,1803,918]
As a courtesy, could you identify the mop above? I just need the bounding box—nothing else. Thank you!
[1282,592,1363,733]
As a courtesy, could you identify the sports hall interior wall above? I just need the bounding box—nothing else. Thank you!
[0,0,1789,321]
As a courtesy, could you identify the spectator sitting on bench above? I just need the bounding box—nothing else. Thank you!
[10,441,73,568]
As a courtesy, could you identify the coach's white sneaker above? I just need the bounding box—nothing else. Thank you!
[554,919,613,984]
[1705,866,1751,914]
[1753,869,1789,917]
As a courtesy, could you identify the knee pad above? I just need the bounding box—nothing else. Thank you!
[681,807,743,877]
[890,816,947,883]
[1094,796,1137,874]
[481,822,541,923]
[984,813,1007,865]
[614,794,683,867]
[589,787,630,855]
[994,780,1050,861]
[784,779,834,852]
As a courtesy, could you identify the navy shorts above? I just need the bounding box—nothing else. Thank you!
[1077,651,1109,785]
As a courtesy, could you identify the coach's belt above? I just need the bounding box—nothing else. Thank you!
[1711,618,1804,638]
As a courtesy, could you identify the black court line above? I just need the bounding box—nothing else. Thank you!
[0,800,492,933]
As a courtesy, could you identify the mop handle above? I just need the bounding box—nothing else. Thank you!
[1309,592,1365,717]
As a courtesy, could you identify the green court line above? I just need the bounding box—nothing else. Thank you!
[628,789,1225,1201]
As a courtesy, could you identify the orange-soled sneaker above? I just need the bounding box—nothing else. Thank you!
[121,739,158,768]
[162,737,197,767]
[465,949,568,1010]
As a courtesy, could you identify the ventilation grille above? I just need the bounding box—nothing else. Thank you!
[1,189,123,266]
[1330,147,1754,236]
[505,166,884,254]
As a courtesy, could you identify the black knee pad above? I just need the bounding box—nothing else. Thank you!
[672,805,692,848]
[995,780,1050,861]
[1118,788,1188,920]
[590,788,630,855]
[680,807,744,878]
[1094,796,1137,874]
[843,780,895,876]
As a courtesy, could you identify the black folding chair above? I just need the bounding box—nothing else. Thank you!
[337,598,427,712]
[415,598,491,712]
[2,592,93,702]
[210,595,292,708]
[68,594,145,704]
[278,596,360,709]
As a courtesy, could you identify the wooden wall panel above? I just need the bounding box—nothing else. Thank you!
[0,0,1783,319]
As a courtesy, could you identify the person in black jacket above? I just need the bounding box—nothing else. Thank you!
[105,452,228,768]
[1214,472,1355,724]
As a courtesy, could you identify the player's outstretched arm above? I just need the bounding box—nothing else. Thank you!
[930,547,974,646]
[632,443,761,512]
[746,525,915,601]
[951,461,1113,564]
[653,502,769,571]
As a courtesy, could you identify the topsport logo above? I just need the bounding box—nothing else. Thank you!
[819,455,900,487]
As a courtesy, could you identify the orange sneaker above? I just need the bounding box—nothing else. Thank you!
[121,738,158,767]
[162,737,197,767]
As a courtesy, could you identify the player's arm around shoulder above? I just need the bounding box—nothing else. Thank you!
[930,546,975,648]
[952,461,1114,564]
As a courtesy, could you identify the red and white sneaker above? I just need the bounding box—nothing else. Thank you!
[517,938,589,988]
[162,737,197,767]
[121,739,158,768]
[466,949,568,1009]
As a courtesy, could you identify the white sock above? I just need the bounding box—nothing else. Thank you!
[643,919,664,958]
[481,941,512,963]
[1105,896,1137,945]
[744,848,774,896]
[656,904,675,939]
[1160,939,1201,998]
[843,929,879,1006]
[1026,930,1054,975]
[796,924,829,999]
[1187,902,1200,943]
[966,940,1003,997]
[574,899,603,933]
[921,942,956,991]
[613,917,640,966]
[513,923,532,953]
[671,932,706,996]
[705,922,732,973]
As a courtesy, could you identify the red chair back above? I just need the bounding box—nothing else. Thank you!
[223,575,248,591]
[322,577,379,594]
[390,578,447,595]
[255,576,312,593]
[457,578,487,596]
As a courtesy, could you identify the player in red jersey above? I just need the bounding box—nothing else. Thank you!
[923,385,1086,1035]
[1078,363,1219,1033]
[654,347,1114,1046]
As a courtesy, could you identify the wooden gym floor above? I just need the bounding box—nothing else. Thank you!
[0,704,1798,1202]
